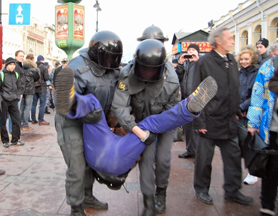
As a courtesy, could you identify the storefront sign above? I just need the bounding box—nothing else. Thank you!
[182,42,212,52]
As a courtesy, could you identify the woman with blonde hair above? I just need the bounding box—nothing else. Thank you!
[238,45,260,185]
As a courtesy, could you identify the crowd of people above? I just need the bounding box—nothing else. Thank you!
[0,53,69,143]
[175,30,278,216]
[1,25,278,216]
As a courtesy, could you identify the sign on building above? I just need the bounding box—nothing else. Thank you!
[9,3,31,26]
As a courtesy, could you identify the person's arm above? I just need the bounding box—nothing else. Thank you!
[111,77,137,132]
[43,66,50,82]
[131,126,148,140]
[239,98,251,112]
[16,64,25,95]
[247,65,266,130]
[111,77,156,143]
[175,64,185,82]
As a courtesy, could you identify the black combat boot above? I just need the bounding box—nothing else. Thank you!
[155,187,166,214]
[141,195,156,216]
[82,195,108,210]
[71,204,86,216]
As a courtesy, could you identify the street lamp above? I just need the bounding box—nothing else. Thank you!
[93,0,101,32]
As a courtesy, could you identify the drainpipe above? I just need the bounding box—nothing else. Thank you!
[256,0,264,37]
[231,14,238,53]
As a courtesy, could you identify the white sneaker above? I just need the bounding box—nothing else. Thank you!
[243,173,258,185]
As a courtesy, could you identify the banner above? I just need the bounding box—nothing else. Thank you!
[56,5,69,40]
[73,5,84,40]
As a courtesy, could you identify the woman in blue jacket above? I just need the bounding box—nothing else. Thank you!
[238,45,259,185]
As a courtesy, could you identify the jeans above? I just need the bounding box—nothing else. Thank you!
[31,93,46,122]
[20,94,33,127]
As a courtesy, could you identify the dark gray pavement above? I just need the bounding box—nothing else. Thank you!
[0,110,264,216]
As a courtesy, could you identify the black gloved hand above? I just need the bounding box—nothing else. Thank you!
[79,109,103,123]
[143,131,157,146]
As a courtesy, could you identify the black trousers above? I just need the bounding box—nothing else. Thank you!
[261,131,278,211]
[1,99,21,143]
[183,121,199,155]
[194,135,242,195]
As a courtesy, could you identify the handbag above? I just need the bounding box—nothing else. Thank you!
[244,132,270,178]
[237,122,278,178]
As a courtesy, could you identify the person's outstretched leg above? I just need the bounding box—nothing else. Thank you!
[55,67,76,116]
[187,76,218,113]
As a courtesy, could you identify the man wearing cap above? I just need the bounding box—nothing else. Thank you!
[176,44,200,160]
[256,38,271,65]
[0,57,25,148]
[31,55,50,126]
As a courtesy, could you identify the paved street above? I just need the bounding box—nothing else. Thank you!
[0,110,264,216]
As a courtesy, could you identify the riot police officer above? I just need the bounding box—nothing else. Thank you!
[138,24,175,215]
[112,38,180,216]
[54,30,123,216]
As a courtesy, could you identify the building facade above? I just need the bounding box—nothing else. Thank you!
[203,0,278,54]
[2,15,67,66]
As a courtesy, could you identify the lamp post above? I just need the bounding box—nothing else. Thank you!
[93,0,101,32]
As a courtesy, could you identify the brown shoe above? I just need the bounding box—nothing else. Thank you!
[39,120,50,126]
[21,126,33,131]
[32,120,38,124]
[0,169,5,175]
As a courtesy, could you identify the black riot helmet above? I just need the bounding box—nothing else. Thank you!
[137,25,169,43]
[134,39,166,82]
[92,169,128,190]
[88,30,123,69]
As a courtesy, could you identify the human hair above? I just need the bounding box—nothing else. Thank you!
[26,53,34,60]
[15,50,25,57]
[267,42,278,56]
[2,59,6,65]
[238,45,258,67]
[208,27,229,49]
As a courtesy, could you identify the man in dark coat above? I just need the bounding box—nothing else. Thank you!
[192,27,253,206]
[176,44,200,159]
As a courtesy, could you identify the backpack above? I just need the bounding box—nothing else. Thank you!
[0,70,19,82]
[34,68,43,87]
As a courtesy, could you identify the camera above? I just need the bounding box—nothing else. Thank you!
[183,54,193,59]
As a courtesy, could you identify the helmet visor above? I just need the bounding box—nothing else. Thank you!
[98,51,122,69]
[134,64,164,82]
